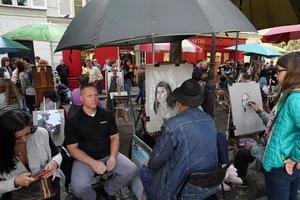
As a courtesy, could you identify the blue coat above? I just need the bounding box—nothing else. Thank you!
[263,90,300,172]
[148,108,218,200]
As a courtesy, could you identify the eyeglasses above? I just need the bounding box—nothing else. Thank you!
[276,68,287,74]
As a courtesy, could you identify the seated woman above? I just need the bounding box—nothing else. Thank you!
[0,106,62,200]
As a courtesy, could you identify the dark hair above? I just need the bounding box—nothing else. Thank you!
[80,83,97,95]
[274,51,300,104]
[15,60,25,73]
[153,81,175,114]
[1,57,10,68]
[22,57,31,64]
[78,74,89,86]
[0,109,31,173]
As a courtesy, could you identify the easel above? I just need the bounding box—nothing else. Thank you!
[134,103,145,130]
[110,92,136,127]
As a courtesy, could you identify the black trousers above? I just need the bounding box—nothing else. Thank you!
[234,148,255,180]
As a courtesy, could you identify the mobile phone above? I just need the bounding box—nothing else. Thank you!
[32,170,49,179]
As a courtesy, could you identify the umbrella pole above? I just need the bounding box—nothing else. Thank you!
[234,32,240,68]
[50,42,54,67]
[203,33,217,118]
[152,37,155,65]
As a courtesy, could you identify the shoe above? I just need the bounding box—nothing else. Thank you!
[217,182,231,191]
[224,165,243,185]
[236,179,248,188]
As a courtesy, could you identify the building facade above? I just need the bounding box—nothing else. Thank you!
[0,0,91,67]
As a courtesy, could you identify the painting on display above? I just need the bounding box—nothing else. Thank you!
[130,135,151,200]
[105,71,124,92]
[145,64,193,132]
[228,82,265,136]
[33,109,65,146]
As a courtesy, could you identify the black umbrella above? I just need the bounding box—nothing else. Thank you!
[231,0,300,30]
[55,0,256,51]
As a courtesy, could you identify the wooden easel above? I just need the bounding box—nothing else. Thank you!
[32,65,55,108]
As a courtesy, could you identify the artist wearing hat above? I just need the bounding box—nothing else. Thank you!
[140,79,219,200]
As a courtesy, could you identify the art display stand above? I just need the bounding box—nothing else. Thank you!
[32,65,55,108]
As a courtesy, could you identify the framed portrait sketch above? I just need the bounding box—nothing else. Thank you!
[33,109,65,146]
[145,64,193,132]
[229,82,265,136]
[105,71,124,92]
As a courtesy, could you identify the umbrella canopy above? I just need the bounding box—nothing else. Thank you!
[261,24,300,44]
[230,0,300,29]
[3,23,67,42]
[55,0,256,51]
[137,40,202,53]
[263,43,288,54]
[0,36,31,54]
[225,43,282,57]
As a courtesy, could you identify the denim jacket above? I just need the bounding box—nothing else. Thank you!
[148,107,218,200]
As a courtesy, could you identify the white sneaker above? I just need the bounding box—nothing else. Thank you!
[217,182,231,191]
[224,165,243,185]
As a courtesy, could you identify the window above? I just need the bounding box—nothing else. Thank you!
[1,0,28,6]
[74,0,82,16]
[1,0,46,8]
[140,51,146,64]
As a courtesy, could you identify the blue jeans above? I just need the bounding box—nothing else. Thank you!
[135,85,145,104]
[264,167,300,200]
[124,79,131,96]
[139,166,154,200]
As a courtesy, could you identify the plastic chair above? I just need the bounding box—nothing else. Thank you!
[177,162,231,200]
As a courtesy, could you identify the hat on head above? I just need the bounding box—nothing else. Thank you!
[171,79,203,107]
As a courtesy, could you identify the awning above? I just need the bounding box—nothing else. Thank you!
[134,39,202,53]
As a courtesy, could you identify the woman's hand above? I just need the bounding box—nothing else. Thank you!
[14,172,36,187]
[284,159,296,175]
[44,160,58,180]
[248,101,260,112]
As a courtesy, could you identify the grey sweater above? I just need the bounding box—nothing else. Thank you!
[0,127,62,198]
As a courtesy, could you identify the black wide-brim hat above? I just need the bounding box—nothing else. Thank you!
[171,78,203,107]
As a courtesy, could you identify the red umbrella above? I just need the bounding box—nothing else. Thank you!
[261,24,300,44]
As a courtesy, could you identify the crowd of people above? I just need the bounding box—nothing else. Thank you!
[0,51,299,200]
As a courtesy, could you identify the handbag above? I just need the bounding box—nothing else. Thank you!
[11,177,55,200]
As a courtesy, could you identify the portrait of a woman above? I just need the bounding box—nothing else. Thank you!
[153,81,176,122]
